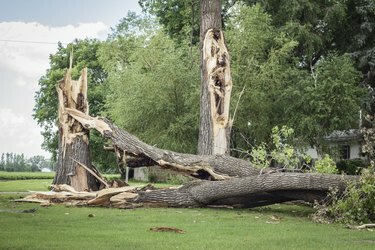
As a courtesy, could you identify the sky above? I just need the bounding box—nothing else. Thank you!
[0,0,142,158]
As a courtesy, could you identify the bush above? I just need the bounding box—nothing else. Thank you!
[336,158,366,175]
[314,154,338,174]
[313,169,375,224]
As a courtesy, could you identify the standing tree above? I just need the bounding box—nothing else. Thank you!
[198,0,233,155]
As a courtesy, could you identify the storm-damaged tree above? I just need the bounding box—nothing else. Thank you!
[27,108,357,209]
[198,0,232,155]
[53,63,100,191]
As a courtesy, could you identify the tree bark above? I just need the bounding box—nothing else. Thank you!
[53,68,99,191]
[198,0,232,155]
[66,108,260,180]
[62,108,358,208]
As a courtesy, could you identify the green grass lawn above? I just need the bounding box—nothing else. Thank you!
[0,171,122,181]
[0,171,55,180]
[0,179,53,192]
[0,194,373,250]
[0,179,175,192]
[0,178,373,249]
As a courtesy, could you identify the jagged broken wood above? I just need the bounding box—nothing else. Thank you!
[20,108,358,208]
[53,64,99,191]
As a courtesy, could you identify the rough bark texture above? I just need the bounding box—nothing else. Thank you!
[66,108,260,180]
[57,109,359,208]
[199,0,233,155]
[53,68,99,191]
[21,172,356,209]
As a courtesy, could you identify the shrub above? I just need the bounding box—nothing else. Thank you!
[314,154,338,174]
[336,158,366,175]
[249,126,310,170]
[313,169,375,224]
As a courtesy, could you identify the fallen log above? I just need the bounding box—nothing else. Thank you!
[19,170,355,208]
[58,108,359,208]
[17,109,358,209]
[66,108,262,180]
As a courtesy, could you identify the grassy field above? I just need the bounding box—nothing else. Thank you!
[0,171,175,192]
[0,195,374,250]
[0,171,121,181]
[0,171,55,180]
[0,178,373,249]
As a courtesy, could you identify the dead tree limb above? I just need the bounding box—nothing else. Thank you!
[66,108,261,180]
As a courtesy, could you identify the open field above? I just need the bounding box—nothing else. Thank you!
[0,171,122,181]
[0,171,55,180]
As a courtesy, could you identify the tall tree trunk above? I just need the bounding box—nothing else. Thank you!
[198,0,232,155]
[53,68,99,191]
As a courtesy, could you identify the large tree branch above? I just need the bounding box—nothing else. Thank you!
[65,108,261,180]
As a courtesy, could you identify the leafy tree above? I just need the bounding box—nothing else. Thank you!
[227,5,366,155]
[286,54,367,150]
[27,155,52,172]
[139,0,201,45]
[99,14,200,153]
[0,153,4,171]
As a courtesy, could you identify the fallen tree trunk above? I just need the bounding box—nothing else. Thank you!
[50,108,358,208]
[21,171,355,209]
[66,108,261,180]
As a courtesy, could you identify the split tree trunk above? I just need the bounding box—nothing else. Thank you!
[198,0,232,155]
[53,68,99,191]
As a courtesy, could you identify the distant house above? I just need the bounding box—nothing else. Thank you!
[306,129,366,160]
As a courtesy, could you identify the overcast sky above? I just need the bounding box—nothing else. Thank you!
[0,0,141,158]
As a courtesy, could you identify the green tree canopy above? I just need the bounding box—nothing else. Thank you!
[99,13,200,153]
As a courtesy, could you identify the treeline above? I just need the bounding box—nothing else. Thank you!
[0,153,53,172]
[33,1,374,172]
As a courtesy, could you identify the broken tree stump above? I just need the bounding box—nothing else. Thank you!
[53,67,100,191]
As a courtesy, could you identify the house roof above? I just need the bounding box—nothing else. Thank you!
[324,129,362,142]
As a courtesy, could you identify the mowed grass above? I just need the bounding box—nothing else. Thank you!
[0,171,121,181]
[0,194,374,250]
[0,173,175,192]
[0,171,55,180]
[0,179,53,192]
[0,177,373,249]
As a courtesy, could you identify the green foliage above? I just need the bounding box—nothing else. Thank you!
[314,154,338,174]
[314,169,375,224]
[0,153,51,172]
[336,158,367,175]
[228,4,303,147]
[227,5,365,153]
[249,126,310,170]
[100,14,200,153]
[139,0,200,45]
[287,54,366,148]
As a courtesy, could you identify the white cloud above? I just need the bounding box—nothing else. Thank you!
[0,21,108,90]
[0,108,51,158]
[0,108,26,133]
[0,21,109,158]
